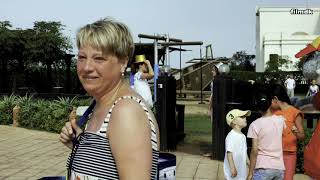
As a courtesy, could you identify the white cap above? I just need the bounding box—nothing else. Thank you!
[226,109,251,126]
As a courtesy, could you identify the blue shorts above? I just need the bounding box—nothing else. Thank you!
[253,168,284,180]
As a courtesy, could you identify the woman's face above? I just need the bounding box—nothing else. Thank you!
[139,63,147,72]
[77,45,127,97]
[212,68,217,77]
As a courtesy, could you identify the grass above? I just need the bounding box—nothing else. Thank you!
[183,114,212,145]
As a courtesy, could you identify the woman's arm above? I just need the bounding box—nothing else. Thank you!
[247,138,258,180]
[108,99,153,180]
[140,60,154,80]
[306,88,310,97]
[293,114,305,140]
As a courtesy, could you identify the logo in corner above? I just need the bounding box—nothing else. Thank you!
[290,8,313,15]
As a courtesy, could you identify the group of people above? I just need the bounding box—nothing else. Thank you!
[57,16,319,180]
[284,74,319,98]
[224,84,305,180]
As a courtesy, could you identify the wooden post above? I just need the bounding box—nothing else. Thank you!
[12,105,20,127]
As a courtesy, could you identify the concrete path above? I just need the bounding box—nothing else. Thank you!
[0,125,311,180]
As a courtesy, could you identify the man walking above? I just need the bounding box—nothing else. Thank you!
[285,75,296,97]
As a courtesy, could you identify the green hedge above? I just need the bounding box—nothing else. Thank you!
[0,95,92,133]
[296,128,314,173]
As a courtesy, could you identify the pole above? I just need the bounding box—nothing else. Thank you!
[179,45,182,96]
[199,45,204,104]
[160,41,203,46]
[166,34,170,67]
[154,39,158,102]
[138,34,182,42]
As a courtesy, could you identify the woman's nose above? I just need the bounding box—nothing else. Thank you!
[80,58,94,72]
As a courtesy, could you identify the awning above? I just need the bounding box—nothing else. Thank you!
[295,36,320,58]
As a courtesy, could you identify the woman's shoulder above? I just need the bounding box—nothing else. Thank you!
[287,105,302,114]
[134,71,142,77]
[253,115,283,124]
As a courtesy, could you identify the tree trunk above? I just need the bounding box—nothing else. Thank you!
[46,61,52,92]
[65,56,71,93]
[0,60,8,93]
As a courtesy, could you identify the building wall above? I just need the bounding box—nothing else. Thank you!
[256,7,320,72]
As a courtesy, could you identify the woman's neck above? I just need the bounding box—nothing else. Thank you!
[261,109,273,117]
[279,102,290,110]
[95,79,123,108]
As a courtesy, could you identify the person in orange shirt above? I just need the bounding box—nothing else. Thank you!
[270,84,305,180]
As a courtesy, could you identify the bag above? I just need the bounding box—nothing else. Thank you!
[304,121,320,179]
[158,153,176,180]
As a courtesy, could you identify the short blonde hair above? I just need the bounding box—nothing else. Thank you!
[76,17,134,62]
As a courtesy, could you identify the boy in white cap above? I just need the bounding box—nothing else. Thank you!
[224,109,251,180]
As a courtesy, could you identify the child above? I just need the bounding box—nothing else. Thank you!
[270,84,305,180]
[306,79,319,97]
[247,89,286,180]
[132,54,154,107]
[224,109,251,180]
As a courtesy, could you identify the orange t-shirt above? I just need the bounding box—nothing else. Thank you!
[274,106,303,152]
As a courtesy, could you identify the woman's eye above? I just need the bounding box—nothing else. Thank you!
[95,57,106,62]
[77,55,86,61]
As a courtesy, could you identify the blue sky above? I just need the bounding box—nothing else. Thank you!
[1,0,319,68]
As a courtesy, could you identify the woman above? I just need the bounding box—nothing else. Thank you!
[208,65,219,119]
[270,84,305,180]
[247,88,285,180]
[132,54,154,108]
[59,18,159,180]
[203,65,219,157]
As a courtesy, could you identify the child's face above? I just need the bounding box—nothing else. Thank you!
[233,116,247,128]
[140,63,148,72]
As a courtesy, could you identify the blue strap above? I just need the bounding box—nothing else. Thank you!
[72,100,96,147]
[76,100,96,127]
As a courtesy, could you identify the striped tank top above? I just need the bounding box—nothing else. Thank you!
[67,96,159,179]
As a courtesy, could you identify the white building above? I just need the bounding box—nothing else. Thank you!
[256,7,320,72]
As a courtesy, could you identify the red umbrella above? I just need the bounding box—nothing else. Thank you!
[295,36,320,58]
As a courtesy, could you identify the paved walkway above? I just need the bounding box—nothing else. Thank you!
[0,125,311,180]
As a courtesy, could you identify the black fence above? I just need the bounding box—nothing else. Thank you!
[155,74,185,151]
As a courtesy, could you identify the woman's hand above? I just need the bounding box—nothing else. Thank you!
[247,173,253,180]
[291,126,298,133]
[59,108,83,149]
[144,60,151,65]
[231,167,237,177]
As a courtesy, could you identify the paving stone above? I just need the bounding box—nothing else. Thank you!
[195,163,218,179]
[0,125,308,180]
[176,164,199,178]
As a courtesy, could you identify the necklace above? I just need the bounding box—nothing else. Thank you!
[90,80,123,122]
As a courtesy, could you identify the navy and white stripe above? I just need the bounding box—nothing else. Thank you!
[67,96,159,179]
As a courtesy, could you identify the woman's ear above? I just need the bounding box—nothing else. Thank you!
[272,96,279,102]
[121,57,129,71]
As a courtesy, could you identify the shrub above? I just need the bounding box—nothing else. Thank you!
[0,94,18,125]
[296,128,314,173]
[13,96,90,133]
